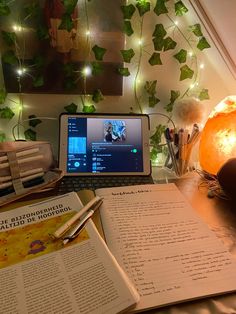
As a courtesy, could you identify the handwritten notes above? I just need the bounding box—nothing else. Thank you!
[96,184,236,311]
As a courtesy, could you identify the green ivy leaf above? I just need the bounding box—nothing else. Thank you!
[199,88,210,101]
[150,124,166,146]
[118,67,130,76]
[37,24,49,40]
[189,24,203,37]
[91,62,103,75]
[165,90,180,112]
[63,62,76,77]
[92,45,107,61]
[152,37,164,51]
[64,78,77,90]
[144,80,157,95]
[152,24,167,38]
[28,115,42,127]
[0,107,15,119]
[64,102,78,113]
[123,20,134,36]
[24,1,40,19]
[170,90,180,103]
[0,132,6,142]
[154,0,168,16]
[58,13,73,32]
[33,55,45,69]
[2,50,18,65]
[33,75,44,87]
[92,89,104,103]
[136,1,150,16]
[121,49,135,63]
[0,88,7,104]
[0,3,10,16]
[82,105,96,113]
[1,31,16,46]
[175,1,188,16]
[62,0,78,14]
[165,102,174,112]
[163,37,177,51]
[197,37,211,51]
[173,49,187,63]
[24,129,36,141]
[149,95,160,107]
[150,147,158,161]
[180,64,194,80]
[149,52,162,65]
[120,4,136,19]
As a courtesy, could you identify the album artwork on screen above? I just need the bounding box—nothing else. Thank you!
[104,120,126,143]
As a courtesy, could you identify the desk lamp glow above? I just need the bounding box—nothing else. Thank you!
[199,96,236,176]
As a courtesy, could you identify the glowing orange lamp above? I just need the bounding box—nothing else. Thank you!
[199,96,236,176]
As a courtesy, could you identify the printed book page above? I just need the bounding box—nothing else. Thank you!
[96,184,236,312]
[0,192,139,314]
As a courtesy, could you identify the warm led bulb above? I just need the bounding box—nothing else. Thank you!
[190,83,195,89]
[174,20,179,26]
[83,66,92,76]
[85,30,91,36]
[16,68,26,76]
[188,51,193,57]
[13,25,22,32]
[138,39,143,46]
[200,63,205,69]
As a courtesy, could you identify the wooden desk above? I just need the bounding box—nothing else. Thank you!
[1,171,236,314]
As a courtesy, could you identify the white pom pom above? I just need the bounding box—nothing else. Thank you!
[172,97,205,126]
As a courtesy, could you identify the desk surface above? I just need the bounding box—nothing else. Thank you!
[1,170,236,314]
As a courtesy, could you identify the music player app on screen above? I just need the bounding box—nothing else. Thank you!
[67,117,143,173]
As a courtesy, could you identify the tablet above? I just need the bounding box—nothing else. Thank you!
[59,113,151,176]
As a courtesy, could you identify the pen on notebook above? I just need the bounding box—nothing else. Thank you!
[62,199,103,245]
[53,195,102,239]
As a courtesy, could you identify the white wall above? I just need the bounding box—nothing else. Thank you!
[1,0,236,158]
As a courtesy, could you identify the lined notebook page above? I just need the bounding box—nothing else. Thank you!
[96,184,236,312]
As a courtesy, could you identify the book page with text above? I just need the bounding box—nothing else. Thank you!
[0,192,139,314]
[96,184,236,311]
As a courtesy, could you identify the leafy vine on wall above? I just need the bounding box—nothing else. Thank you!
[118,0,210,160]
[0,0,211,146]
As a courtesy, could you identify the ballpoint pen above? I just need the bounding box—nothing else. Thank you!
[62,199,103,245]
[53,195,102,238]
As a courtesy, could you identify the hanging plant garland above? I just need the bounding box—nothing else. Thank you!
[0,0,212,142]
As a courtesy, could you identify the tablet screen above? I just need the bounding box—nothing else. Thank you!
[59,114,151,176]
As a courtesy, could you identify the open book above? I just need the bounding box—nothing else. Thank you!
[93,183,236,312]
[0,192,139,314]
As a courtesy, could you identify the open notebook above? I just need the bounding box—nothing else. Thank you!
[57,113,154,193]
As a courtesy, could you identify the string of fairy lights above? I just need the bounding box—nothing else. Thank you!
[2,0,209,141]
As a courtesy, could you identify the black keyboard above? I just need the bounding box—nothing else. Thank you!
[57,176,154,194]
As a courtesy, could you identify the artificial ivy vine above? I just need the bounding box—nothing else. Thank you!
[119,0,210,111]
[0,0,106,140]
[0,0,211,145]
[118,0,210,160]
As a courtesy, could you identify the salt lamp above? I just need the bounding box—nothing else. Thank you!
[199,96,236,175]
